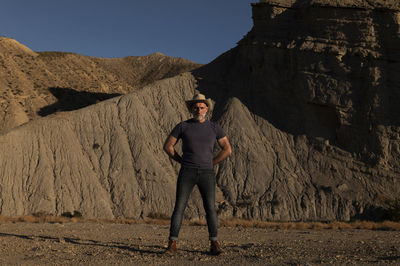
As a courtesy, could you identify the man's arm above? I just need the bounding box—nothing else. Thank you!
[163,135,182,164]
[213,136,232,165]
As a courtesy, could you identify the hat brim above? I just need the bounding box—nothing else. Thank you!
[185,99,213,112]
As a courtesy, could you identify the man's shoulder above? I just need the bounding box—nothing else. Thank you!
[172,119,193,130]
[182,119,194,124]
[173,119,191,126]
[208,120,222,129]
[176,119,192,128]
[209,120,226,138]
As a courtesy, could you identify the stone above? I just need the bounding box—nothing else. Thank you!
[0,0,399,221]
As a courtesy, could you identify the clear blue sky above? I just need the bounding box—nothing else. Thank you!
[1,0,255,64]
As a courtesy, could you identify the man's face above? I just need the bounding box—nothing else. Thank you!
[191,102,208,122]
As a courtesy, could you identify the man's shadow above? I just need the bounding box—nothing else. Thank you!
[0,231,164,255]
[0,231,219,256]
[38,87,121,117]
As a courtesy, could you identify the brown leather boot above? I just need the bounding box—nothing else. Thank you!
[210,240,223,255]
[166,240,177,253]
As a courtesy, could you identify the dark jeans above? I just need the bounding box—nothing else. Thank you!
[169,166,218,241]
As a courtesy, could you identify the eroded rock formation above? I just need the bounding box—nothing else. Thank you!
[0,0,398,221]
[0,37,200,133]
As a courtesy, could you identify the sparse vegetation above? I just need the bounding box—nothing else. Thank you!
[219,218,400,231]
[0,215,400,231]
[37,51,75,58]
[146,212,170,220]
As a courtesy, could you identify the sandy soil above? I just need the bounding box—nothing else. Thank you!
[0,222,399,265]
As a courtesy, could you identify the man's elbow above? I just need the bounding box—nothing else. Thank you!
[163,145,171,154]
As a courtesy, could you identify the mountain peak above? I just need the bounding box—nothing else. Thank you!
[0,37,37,57]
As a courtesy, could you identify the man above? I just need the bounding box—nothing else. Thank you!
[163,93,232,255]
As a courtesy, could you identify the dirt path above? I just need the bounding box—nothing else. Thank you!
[0,222,399,265]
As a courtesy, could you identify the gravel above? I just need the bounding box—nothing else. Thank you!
[0,222,399,265]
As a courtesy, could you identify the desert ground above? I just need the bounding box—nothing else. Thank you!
[0,221,399,265]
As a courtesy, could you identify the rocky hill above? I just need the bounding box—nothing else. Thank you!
[0,0,399,221]
[0,37,200,132]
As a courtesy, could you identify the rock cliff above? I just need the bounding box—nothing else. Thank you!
[0,0,398,221]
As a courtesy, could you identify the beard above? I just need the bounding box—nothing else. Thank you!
[193,113,206,121]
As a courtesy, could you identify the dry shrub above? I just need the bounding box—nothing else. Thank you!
[294,222,311,230]
[38,51,74,58]
[219,218,400,231]
[1,214,400,231]
[379,221,400,231]
[329,222,352,230]
[277,222,294,230]
[17,216,38,223]
[295,222,322,230]
[183,219,206,226]
[70,217,83,223]
[146,212,170,220]
[349,221,376,230]
[143,218,170,225]
[32,211,49,218]
[220,218,255,228]
[253,220,272,228]
[266,222,281,229]
[110,218,134,225]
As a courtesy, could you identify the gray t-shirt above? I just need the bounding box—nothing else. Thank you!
[170,119,226,169]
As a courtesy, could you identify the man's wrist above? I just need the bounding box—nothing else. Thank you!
[173,153,182,163]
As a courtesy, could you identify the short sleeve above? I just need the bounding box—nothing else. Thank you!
[170,122,183,139]
[214,123,226,140]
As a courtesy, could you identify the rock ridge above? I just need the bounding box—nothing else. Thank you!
[0,37,201,133]
[258,0,400,10]
[0,2,399,221]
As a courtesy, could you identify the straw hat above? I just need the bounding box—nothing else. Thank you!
[185,93,213,111]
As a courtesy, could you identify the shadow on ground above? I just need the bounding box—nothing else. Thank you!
[38,87,121,117]
[0,232,165,255]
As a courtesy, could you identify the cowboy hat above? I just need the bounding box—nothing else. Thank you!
[185,93,213,111]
